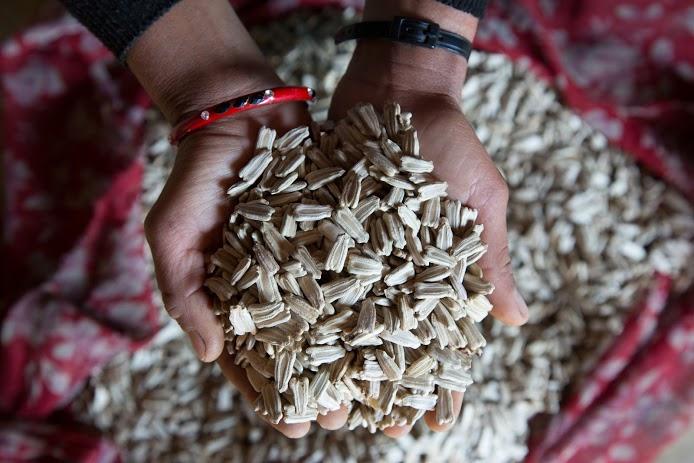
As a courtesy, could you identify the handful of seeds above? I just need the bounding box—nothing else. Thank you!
[205,102,493,431]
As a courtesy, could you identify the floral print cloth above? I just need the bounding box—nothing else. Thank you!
[1,1,692,462]
[478,0,694,200]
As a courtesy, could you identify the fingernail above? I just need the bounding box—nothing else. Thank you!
[514,289,529,321]
[188,331,207,360]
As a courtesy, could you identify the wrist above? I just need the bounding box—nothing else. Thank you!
[347,0,479,99]
[344,40,465,102]
[158,71,283,125]
[126,0,281,122]
[363,0,479,39]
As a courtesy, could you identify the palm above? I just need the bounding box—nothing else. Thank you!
[146,104,349,437]
[146,105,310,348]
[330,73,527,435]
[331,77,524,323]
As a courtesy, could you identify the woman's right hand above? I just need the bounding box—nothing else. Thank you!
[145,100,337,438]
[128,0,349,438]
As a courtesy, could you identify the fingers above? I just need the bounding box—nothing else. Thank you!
[383,393,464,436]
[217,352,347,437]
[275,419,311,439]
[430,116,528,326]
[424,391,464,431]
[145,211,225,362]
[470,182,528,326]
[317,406,349,430]
[216,350,257,399]
[217,352,311,438]
[383,424,412,438]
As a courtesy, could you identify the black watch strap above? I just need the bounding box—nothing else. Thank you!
[335,17,473,60]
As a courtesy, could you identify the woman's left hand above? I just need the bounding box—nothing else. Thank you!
[330,40,529,437]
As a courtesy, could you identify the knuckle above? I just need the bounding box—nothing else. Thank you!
[490,176,509,204]
[489,244,516,289]
[494,244,514,274]
[162,297,184,320]
[465,163,509,211]
[144,206,164,241]
[144,205,178,252]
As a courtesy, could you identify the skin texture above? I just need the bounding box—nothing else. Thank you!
[128,0,528,439]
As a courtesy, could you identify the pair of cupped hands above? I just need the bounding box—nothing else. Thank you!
[143,39,528,438]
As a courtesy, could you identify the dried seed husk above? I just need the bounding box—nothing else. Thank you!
[384,262,415,286]
[334,207,369,243]
[293,204,333,221]
[253,243,280,275]
[274,150,305,177]
[239,149,274,183]
[274,350,296,393]
[400,156,434,173]
[248,301,290,329]
[284,294,321,324]
[340,171,362,208]
[353,196,380,223]
[351,103,382,138]
[236,202,275,222]
[205,276,234,301]
[292,245,322,278]
[270,172,299,194]
[275,126,310,150]
[347,255,383,276]
[324,234,352,272]
[362,141,399,177]
[383,102,401,138]
[306,167,346,190]
[423,245,457,268]
[297,275,325,310]
[435,388,455,425]
[418,182,448,201]
[416,265,452,282]
[229,307,256,335]
[255,126,276,151]
[399,129,419,156]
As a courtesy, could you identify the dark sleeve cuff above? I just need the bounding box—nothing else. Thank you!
[434,0,488,18]
[60,0,181,61]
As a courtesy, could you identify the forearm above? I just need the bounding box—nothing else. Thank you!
[126,0,280,122]
[63,0,278,123]
[349,0,481,98]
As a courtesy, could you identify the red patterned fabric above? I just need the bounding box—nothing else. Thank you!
[526,275,694,462]
[470,2,694,459]
[0,419,121,463]
[1,1,692,462]
[1,18,156,461]
[476,0,694,200]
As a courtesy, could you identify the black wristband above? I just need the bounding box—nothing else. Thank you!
[435,0,488,18]
[335,17,472,60]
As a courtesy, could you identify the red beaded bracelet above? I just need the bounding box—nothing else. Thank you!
[169,86,316,145]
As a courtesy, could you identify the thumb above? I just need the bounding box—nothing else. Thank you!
[430,113,529,326]
[145,213,225,362]
[472,184,529,326]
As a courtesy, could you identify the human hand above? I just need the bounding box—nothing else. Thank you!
[130,0,348,438]
[144,83,354,438]
[329,21,529,437]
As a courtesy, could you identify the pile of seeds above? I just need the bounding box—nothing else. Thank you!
[205,102,493,430]
[72,9,694,463]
